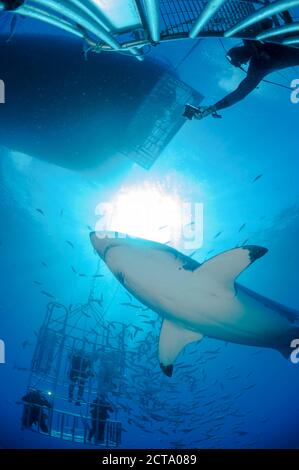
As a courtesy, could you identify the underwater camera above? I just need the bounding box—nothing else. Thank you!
[183,104,200,120]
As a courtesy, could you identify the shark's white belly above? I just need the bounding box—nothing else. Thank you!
[105,243,292,348]
[122,257,290,347]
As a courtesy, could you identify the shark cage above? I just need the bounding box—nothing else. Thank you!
[20,297,138,447]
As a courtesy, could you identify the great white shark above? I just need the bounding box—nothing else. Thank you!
[90,231,299,376]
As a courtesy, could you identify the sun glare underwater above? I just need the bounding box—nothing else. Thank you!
[1,0,299,451]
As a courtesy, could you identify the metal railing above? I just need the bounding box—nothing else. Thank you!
[22,402,122,447]
[7,1,298,60]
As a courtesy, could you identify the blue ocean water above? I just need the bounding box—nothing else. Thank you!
[0,13,299,450]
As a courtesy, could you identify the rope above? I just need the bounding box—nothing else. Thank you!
[174,39,203,71]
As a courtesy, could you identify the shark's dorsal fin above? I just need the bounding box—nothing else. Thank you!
[159,319,203,377]
[195,246,268,289]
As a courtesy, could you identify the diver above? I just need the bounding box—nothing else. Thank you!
[68,349,98,405]
[21,389,52,433]
[184,24,299,120]
[88,394,113,444]
[0,0,25,11]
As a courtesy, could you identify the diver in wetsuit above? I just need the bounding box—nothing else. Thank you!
[21,389,52,433]
[0,0,25,10]
[184,39,299,120]
[88,394,113,443]
[68,349,100,405]
[68,350,94,405]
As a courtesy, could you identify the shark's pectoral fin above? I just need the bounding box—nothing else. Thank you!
[195,245,268,290]
[159,319,204,377]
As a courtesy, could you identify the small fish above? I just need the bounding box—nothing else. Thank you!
[21,340,31,349]
[244,384,256,390]
[120,302,141,309]
[79,273,87,277]
[35,208,45,216]
[203,401,214,407]
[189,250,197,258]
[242,239,249,246]
[41,261,48,268]
[40,290,55,299]
[207,249,215,254]
[159,225,168,230]
[131,326,143,338]
[60,209,64,217]
[125,292,133,302]
[205,348,222,354]
[252,174,263,183]
[87,225,93,231]
[142,319,156,326]
[92,274,104,278]
[93,299,103,307]
[33,281,42,286]
[185,221,195,228]
[214,231,222,239]
[82,312,91,318]
[71,266,77,274]
[14,365,28,372]
[66,240,74,248]
[238,223,246,232]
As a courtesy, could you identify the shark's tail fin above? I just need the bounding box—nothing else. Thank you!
[277,326,299,360]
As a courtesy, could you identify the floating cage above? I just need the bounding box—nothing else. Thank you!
[21,301,138,447]
[9,1,298,56]
[159,0,256,38]
[121,71,203,169]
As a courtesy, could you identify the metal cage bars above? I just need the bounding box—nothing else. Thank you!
[9,1,298,59]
